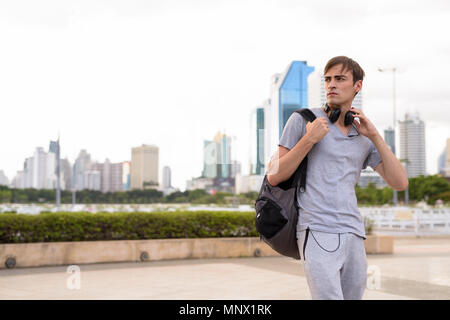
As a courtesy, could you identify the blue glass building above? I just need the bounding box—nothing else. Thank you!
[277,61,314,138]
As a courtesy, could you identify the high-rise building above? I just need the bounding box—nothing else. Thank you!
[202,140,218,178]
[83,170,101,191]
[438,148,446,175]
[249,105,267,176]
[91,159,129,193]
[110,162,123,193]
[60,157,72,191]
[264,61,314,168]
[24,157,34,188]
[214,131,231,178]
[122,161,131,191]
[15,146,57,190]
[256,106,265,175]
[438,138,450,177]
[33,147,50,189]
[11,170,25,189]
[231,160,241,178]
[73,149,92,191]
[130,144,159,190]
[202,131,232,179]
[162,166,172,189]
[384,127,396,155]
[399,112,426,177]
[91,160,110,193]
[0,170,9,186]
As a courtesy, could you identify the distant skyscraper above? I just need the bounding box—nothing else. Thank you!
[399,112,426,177]
[202,131,232,179]
[73,149,92,191]
[122,161,131,191]
[162,166,172,189]
[12,170,25,189]
[91,159,112,193]
[202,140,218,178]
[60,157,72,190]
[249,105,266,176]
[24,157,34,188]
[0,170,9,186]
[83,170,101,191]
[11,145,61,190]
[231,160,241,178]
[33,147,48,189]
[130,144,159,190]
[438,138,450,177]
[214,131,232,178]
[264,61,314,169]
[384,127,396,155]
[18,147,57,190]
[256,106,265,175]
[110,162,123,192]
[438,148,446,175]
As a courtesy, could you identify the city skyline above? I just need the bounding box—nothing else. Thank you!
[1,0,450,191]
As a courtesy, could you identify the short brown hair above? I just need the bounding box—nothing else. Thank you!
[324,56,365,84]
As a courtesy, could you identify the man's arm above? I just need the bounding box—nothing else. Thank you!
[350,107,408,191]
[371,134,408,191]
[267,137,315,186]
[267,117,329,186]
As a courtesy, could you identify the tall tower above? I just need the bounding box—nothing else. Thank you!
[399,112,426,177]
[73,149,92,191]
[214,131,232,179]
[264,61,314,169]
[438,138,450,177]
[384,127,396,155]
[162,166,172,189]
[130,144,159,190]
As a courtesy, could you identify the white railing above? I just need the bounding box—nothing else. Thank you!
[360,207,450,236]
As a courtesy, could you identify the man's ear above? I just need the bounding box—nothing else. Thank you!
[355,80,363,94]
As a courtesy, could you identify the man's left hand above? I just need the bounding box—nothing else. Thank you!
[350,107,378,139]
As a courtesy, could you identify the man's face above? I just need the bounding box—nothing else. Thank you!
[324,64,362,108]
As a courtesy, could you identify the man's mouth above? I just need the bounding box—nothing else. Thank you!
[327,92,337,96]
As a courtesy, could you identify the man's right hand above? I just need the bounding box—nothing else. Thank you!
[305,117,329,144]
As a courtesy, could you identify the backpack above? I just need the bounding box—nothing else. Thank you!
[254,108,316,260]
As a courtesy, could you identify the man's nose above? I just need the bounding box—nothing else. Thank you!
[327,80,336,89]
[329,78,337,87]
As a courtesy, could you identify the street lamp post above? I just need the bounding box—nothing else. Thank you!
[378,67,398,206]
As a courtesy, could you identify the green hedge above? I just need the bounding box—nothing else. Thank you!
[0,211,258,243]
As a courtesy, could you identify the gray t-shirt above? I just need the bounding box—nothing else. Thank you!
[278,107,382,239]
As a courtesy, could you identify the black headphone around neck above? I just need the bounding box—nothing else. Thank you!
[324,104,356,126]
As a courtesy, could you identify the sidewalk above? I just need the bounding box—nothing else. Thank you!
[1,235,450,300]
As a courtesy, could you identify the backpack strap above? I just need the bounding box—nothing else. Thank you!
[295,108,316,123]
[291,108,316,191]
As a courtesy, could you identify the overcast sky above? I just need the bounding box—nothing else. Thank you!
[1,0,449,190]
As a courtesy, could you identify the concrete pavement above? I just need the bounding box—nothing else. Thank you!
[1,235,450,300]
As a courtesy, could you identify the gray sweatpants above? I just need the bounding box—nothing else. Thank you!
[297,228,368,300]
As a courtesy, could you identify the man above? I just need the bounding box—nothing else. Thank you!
[266,56,408,300]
